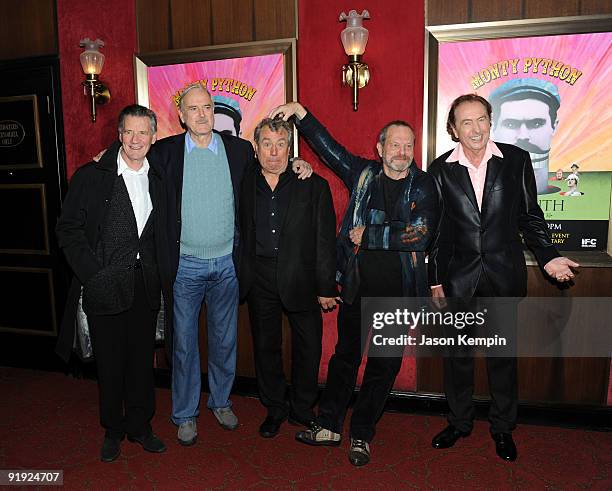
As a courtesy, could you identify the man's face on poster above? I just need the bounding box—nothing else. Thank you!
[494,98,557,154]
[214,113,239,136]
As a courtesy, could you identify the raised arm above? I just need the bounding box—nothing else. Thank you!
[270,102,372,189]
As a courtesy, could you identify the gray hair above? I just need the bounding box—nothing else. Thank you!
[118,104,157,133]
[254,117,293,149]
[178,82,213,110]
[378,120,414,146]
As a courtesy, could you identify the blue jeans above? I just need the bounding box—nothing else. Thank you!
[171,254,238,425]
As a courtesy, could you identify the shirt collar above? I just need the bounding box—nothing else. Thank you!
[446,140,503,169]
[185,131,219,155]
[117,150,150,176]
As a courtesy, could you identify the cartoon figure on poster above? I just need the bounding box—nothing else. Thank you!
[212,95,243,137]
[489,78,560,194]
[561,173,584,196]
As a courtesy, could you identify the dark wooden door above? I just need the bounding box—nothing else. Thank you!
[0,56,69,369]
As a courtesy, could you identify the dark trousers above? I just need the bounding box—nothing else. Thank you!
[247,257,323,421]
[317,295,403,442]
[88,268,158,440]
[443,274,518,435]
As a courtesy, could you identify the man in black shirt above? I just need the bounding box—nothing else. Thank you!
[270,102,441,466]
[238,117,338,439]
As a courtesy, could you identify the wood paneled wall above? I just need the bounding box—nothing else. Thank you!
[417,266,612,404]
[426,0,612,25]
[136,0,296,53]
[0,0,57,60]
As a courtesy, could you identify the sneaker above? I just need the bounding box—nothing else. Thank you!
[348,438,370,466]
[177,420,197,446]
[211,407,239,430]
[295,422,341,446]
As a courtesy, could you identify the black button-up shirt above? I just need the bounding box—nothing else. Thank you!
[255,167,295,258]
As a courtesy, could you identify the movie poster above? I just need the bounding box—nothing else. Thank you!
[436,32,612,250]
[146,53,286,145]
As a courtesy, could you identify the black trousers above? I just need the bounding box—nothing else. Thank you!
[443,273,518,435]
[88,268,158,440]
[317,294,404,442]
[247,257,323,421]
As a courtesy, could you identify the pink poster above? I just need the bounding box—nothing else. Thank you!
[146,53,285,143]
[436,32,612,251]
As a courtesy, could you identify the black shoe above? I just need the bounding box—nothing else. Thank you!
[259,416,286,438]
[492,433,517,461]
[431,425,471,449]
[348,438,371,466]
[127,433,167,453]
[100,437,121,462]
[288,413,314,427]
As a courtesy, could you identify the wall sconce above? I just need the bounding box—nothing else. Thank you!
[79,38,111,122]
[340,10,370,111]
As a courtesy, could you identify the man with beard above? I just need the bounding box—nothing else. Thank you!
[490,78,561,194]
[269,102,441,466]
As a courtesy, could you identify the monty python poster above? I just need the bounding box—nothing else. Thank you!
[146,53,285,145]
[435,32,612,250]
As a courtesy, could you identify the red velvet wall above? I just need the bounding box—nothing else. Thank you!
[297,0,425,391]
[57,0,137,178]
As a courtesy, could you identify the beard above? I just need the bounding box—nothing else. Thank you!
[384,156,412,173]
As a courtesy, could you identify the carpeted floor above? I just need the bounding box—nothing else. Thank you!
[1,366,611,490]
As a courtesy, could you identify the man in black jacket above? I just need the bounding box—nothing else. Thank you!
[56,105,171,462]
[428,94,578,461]
[151,83,312,445]
[271,102,441,466]
[239,117,338,438]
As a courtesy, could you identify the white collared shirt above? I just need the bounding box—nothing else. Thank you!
[117,151,153,238]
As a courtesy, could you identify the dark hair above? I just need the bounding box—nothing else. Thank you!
[378,120,415,146]
[490,91,559,128]
[214,103,242,136]
[118,104,157,133]
[254,117,293,149]
[446,94,492,142]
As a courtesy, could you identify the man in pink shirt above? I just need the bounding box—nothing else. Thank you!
[427,94,578,461]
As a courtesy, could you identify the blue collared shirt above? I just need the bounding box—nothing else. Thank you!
[184,131,219,155]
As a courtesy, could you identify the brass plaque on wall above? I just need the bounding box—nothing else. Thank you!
[0,267,57,336]
[0,94,43,169]
[0,184,49,254]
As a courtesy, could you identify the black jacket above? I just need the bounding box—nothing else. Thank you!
[295,111,441,303]
[427,142,559,298]
[152,131,255,279]
[55,141,172,362]
[238,165,338,310]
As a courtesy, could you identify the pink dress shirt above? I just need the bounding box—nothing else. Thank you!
[431,140,504,290]
[446,140,503,211]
